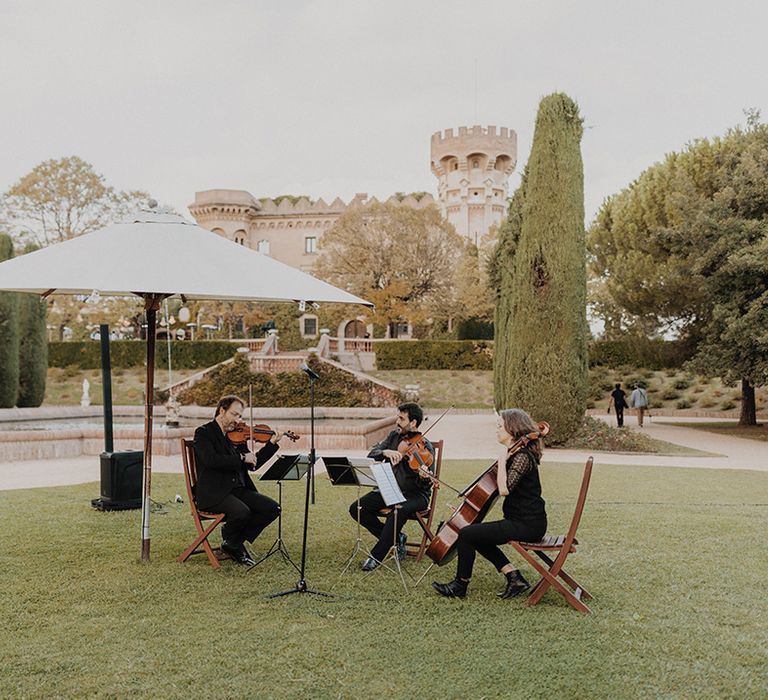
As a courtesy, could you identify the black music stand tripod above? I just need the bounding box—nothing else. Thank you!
[269,362,331,598]
[249,454,307,574]
[325,458,377,583]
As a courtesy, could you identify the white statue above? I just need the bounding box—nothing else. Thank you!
[81,378,91,407]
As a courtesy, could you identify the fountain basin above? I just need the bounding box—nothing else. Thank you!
[0,406,395,462]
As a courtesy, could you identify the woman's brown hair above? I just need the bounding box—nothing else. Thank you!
[499,408,543,460]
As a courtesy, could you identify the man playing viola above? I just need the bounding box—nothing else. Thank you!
[349,402,435,571]
[194,394,283,566]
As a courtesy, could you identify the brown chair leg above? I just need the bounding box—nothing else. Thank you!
[178,517,224,569]
[511,544,592,613]
[533,551,593,600]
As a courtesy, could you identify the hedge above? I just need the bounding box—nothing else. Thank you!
[48,340,238,369]
[374,338,692,371]
[375,340,493,370]
[588,338,694,370]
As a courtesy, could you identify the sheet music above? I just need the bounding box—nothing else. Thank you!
[370,461,405,506]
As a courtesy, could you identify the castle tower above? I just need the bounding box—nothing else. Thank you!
[430,125,517,242]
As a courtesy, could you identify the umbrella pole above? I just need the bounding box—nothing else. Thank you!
[140,295,162,562]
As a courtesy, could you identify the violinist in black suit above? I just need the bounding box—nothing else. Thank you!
[194,395,282,565]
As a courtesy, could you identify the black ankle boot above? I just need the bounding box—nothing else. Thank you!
[497,570,530,599]
[432,578,469,599]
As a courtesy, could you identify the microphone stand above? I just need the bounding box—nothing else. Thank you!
[270,363,331,598]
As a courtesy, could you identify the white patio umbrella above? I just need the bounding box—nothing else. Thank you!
[0,208,372,561]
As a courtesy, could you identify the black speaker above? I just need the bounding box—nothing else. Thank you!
[91,450,143,511]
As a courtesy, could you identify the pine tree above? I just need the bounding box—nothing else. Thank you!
[16,243,48,406]
[493,94,588,443]
[0,234,20,407]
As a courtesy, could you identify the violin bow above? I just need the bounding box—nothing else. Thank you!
[417,405,453,441]
[248,383,254,449]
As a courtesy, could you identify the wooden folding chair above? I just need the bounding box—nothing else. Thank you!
[177,438,227,570]
[380,440,444,563]
[508,456,594,613]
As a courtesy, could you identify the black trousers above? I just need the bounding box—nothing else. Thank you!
[456,518,546,580]
[212,487,280,547]
[615,406,625,427]
[349,490,428,562]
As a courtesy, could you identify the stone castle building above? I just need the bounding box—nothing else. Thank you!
[188,125,517,271]
[187,125,516,342]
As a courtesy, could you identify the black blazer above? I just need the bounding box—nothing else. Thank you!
[193,420,279,510]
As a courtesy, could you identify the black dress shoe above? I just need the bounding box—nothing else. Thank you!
[432,578,468,598]
[497,570,530,599]
[221,540,255,566]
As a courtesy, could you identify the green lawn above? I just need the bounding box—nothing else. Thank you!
[45,367,202,406]
[2,460,766,698]
[665,421,768,443]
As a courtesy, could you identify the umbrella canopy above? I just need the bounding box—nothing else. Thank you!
[0,208,372,562]
[0,210,371,305]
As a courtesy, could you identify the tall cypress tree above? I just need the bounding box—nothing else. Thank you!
[17,243,48,407]
[493,93,588,442]
[0,234,20,407]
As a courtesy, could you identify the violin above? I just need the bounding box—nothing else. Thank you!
[227,421,300,447]
[397,433,434,473]
[424,421,550,566]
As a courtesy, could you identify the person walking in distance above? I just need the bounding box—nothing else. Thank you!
[609,383,628,427]
[630,383,649,427]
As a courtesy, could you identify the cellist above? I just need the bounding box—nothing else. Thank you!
[432,408,547,599]
[349,402,435,571]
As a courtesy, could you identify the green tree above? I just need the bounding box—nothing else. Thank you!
[16,244,48,407]
[2,156,149,246]
[493,94,588,442]
[314,202,463,336]
[0,234,20,407]
[2,156,154,341]
[588,117,768,424]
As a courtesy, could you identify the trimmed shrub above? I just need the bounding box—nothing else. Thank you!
[456,318,494,340]
[0,234,19,407]
[589,339,694,369]
[178,354,403,408]
[48,340,237,369]
[17,293,48,407]
[676,398,692,409]
[376,340,493,370]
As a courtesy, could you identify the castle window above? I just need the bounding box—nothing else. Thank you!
[472,159,480,168]
[304,236,317,254]
[257,240,271,255]
[300,314,318,338]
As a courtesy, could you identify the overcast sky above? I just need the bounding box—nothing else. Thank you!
[2,0,766,225]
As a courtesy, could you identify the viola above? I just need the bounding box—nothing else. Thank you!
[397,432,434,473]
[424,421,550,566]
[227,421,300,447]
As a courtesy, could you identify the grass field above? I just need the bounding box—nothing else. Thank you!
[666,421,768,442]
[2,460,766,698]
[45,366,767,415]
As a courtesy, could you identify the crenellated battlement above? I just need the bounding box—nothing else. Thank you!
[431,124,515,145]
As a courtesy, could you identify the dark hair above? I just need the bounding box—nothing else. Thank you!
[215,394,244,419]
[398,402,423,428]
[499,408,543,460]
[614,383,621,390]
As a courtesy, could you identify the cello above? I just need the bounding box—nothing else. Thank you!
[424,421,550,566]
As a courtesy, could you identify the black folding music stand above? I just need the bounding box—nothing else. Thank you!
[248,454,308,573]
[325,457,377,581]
